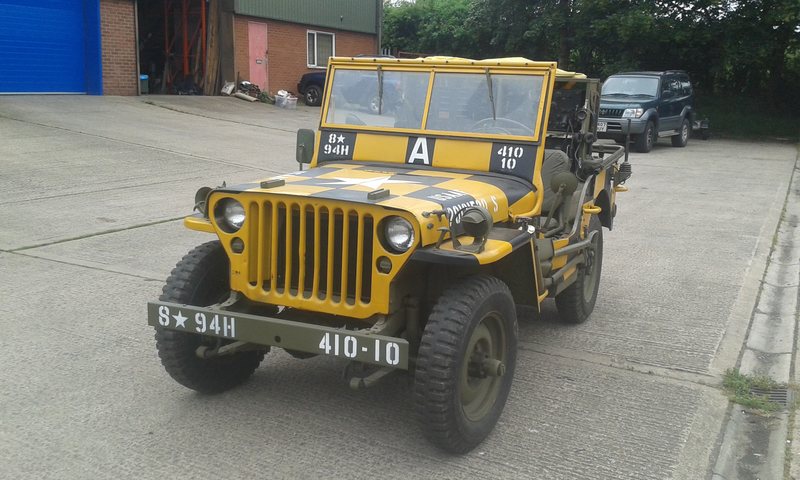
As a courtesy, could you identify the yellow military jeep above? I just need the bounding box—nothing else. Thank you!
[148,56,631,453]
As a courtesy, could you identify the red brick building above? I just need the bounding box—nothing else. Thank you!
[232,15,377,95]
[0,0,379,96]
[101,0,138,95]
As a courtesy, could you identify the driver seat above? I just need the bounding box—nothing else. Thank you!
[540,149,572,215]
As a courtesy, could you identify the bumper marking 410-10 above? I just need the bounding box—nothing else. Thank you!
[147,301,409,369]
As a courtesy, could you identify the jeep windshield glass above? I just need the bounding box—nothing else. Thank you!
[325,69,430,129]
[602,76,659,97]
[425,73,542,137]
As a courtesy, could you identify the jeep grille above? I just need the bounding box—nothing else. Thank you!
[246,200,374,305]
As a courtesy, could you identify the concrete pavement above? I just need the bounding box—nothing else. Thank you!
[0,95,796,479]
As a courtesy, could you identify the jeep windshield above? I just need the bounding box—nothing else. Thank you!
[601,76,658,97]
[324,68,545,139]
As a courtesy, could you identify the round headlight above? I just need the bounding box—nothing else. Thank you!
[383,216,415,253]
[214,198,246,233]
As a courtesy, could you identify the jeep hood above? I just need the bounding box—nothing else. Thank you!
[217,162,536,228]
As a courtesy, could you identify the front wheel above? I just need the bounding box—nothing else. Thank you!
[634,120,656,153]
[155,241,265,393]
[414,275,518,453]
[671,118,690,147]
[555,215,604,324]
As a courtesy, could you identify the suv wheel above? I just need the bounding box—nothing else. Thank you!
[671,118,690,147]
[634,121,656,153]
[304,85,322,106]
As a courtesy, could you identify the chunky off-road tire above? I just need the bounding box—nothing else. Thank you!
[555,216,604,324]
[634,120,656,153]
[304,85,322,106]
[671,118,690,147]
[155,241,264,393]
[414,275,518,454]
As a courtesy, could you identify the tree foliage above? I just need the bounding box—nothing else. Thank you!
[382,0,800,110]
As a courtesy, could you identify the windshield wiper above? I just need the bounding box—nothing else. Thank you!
[377,66,384,115]
[485,68,496,121]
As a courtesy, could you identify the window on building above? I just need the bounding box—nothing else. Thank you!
[307,31,335,68]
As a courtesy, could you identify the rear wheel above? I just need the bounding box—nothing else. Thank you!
[304,85,322,106]
[155,241,265,393]
[555,216,603,324]
[671,118,690,147]
[414,275,518,453]
[634,120,656,153]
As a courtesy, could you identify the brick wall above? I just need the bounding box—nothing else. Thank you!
[233,16,250,88]
[232,15,377,95]
[100,0,137,95]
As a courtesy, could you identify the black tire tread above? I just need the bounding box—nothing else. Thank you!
[305,85,322,106]
[555,216,603,324]
[634,120,655,153]
[671,118,690,147]
[414,275,517,453]
[155,241,264,394]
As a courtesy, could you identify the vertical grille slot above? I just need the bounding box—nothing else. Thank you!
[360,215,374,303]
[247,201,260,286]
[253,200,374,306]
[332,208,345,302]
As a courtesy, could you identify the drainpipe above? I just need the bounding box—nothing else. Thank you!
[375,0,382,54]
[134,0,141,95]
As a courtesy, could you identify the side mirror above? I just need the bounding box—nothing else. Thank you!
[296,129,315,166]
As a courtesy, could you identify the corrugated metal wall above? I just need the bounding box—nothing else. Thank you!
[234,0,378,34]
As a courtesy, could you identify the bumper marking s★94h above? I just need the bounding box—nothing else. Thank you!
[147,301,409,369]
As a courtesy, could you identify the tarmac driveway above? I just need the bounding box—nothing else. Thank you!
[0,95,796,479]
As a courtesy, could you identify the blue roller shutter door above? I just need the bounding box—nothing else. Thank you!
[0,0,102,94]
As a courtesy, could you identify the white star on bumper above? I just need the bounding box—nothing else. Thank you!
[172,311,188,328]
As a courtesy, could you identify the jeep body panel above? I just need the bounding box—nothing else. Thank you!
[183,57,622,318]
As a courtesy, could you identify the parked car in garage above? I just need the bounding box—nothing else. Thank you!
[597,71,694,153]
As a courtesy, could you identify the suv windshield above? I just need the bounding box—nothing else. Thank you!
[325,68,544,138]
[601,76,658,97]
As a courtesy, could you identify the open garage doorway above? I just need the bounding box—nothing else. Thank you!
[136,0,226,95]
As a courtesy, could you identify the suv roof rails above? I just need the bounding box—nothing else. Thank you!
[614,70,687,76]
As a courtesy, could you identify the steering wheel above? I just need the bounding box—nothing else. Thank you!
[470,117,534,135]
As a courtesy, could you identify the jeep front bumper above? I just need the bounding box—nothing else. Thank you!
[148,301,410,369]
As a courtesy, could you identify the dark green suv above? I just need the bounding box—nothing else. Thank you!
[597,71,694,153]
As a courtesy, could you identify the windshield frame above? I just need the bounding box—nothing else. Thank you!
[320,63,553,143]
